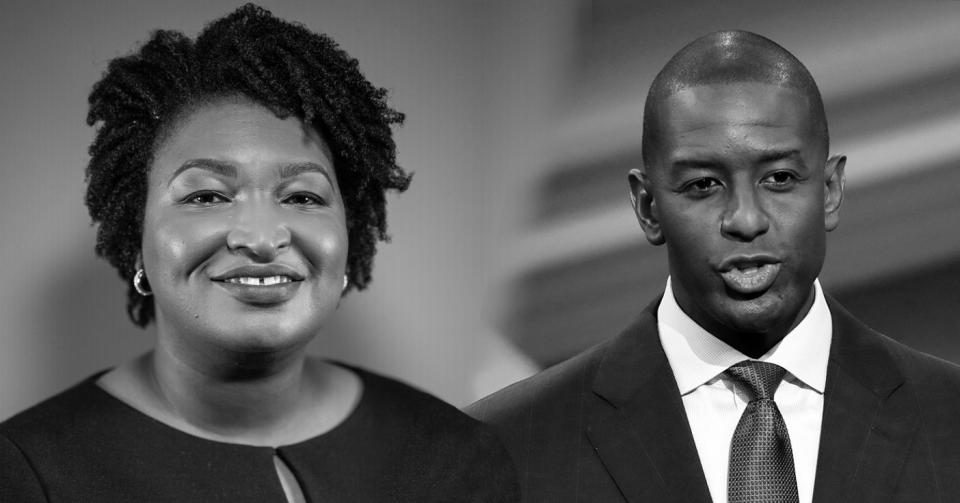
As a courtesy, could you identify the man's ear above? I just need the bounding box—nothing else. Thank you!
[628,168,665,245]
[824,154,846,232]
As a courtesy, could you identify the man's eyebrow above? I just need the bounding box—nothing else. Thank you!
[669,149,804,170]
[167,159,237,186]
[280,162,334,186]
[669,157,723,170]
[756,149,802,164]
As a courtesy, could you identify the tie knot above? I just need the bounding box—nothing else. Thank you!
[726,360,787,401]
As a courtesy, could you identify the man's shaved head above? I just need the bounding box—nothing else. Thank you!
[642,30,828,169]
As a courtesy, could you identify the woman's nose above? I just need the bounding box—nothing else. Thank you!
[720,186,770,242]
[226,201,291,260]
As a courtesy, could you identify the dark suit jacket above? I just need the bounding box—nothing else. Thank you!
[468,296,960,502]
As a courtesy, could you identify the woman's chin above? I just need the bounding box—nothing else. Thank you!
[157,315,319,369]
[211,327,314,355]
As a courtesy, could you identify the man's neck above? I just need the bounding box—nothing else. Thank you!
[669,280,818,359]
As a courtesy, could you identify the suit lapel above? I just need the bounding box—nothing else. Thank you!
[586,301,712,503]
[812,298,919,503]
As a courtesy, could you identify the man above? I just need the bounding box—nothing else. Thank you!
[468,31,960,502]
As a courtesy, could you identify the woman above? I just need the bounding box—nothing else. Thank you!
[0,5,518,502]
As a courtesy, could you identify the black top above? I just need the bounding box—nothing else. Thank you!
[0,366,519,502]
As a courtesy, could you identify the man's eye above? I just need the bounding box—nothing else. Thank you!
[283,192,326,207]
[763,171,798,189]
[183,191,229,205]
[682,178,722,196]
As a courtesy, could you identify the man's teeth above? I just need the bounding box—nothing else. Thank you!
[225,276,292,286]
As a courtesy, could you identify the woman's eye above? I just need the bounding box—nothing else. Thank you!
[682,178,722,196]
[183,191,229,205]
[283,192,325,207]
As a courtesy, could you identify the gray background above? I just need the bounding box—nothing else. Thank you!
[3,0,959,420]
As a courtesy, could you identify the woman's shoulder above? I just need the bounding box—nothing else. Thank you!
[1,372,114,442]
[322,363,511,462]
[311,364,520,501]
[0,373,131,501]
[344,364,482,433]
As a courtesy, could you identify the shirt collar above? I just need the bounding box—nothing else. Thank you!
[657,277,832,395]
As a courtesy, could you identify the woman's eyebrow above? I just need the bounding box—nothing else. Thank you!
[167,159,237,186]
[280,162,334,186]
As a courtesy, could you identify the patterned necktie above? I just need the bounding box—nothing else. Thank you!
[726,360,799,503]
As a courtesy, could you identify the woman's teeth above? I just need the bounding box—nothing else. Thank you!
[225,276,291,286]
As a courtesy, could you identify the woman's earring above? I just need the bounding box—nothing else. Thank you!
[342,275,349,293]
[133,268,153,297]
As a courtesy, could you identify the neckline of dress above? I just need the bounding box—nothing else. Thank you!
[88,361,370,451]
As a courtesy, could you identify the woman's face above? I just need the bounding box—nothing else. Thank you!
[141,99,347,359]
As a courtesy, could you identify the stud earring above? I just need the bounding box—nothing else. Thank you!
[133,268,153,297]
[342,275,349,293]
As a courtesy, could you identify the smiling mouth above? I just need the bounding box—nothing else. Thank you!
[222,275,295,286]
[214,275,302,305]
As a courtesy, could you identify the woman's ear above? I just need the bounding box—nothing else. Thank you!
[823,154,846,232]
[628,168,665,245]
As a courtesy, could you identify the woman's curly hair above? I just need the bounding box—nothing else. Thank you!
[85,4,411,327]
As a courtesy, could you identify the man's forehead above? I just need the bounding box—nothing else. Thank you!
[663,82,814,122]
[649,82,824,169]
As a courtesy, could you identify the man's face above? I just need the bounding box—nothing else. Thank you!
[632,82,844,350]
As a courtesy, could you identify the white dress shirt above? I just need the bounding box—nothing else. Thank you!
[657,277,832,503]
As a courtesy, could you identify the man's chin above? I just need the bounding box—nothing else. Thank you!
[713,294,787,336]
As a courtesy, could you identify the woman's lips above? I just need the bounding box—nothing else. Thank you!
[223,275,293,286]
[214,277,301,305]
[719,263,781,294]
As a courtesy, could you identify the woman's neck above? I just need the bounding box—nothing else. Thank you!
[148,342,311,445]
[97,340,361,447]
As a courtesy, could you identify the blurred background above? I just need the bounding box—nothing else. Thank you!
[2,0,960,420]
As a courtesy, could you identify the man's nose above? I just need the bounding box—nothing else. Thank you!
[226,200,291,260]
[720,186,770,242]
